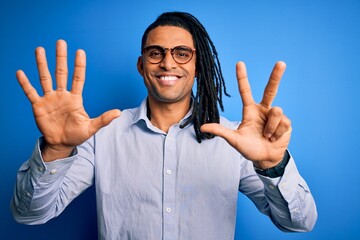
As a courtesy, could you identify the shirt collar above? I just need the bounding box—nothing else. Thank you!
[132,98,194,131]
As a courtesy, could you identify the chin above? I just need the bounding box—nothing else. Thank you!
[150,93,190,104]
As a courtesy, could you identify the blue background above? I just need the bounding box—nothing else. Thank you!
[1,0,359,239]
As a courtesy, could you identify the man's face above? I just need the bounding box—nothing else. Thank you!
[137,26,196,105]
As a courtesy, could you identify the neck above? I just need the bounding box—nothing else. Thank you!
[147,96,191,133]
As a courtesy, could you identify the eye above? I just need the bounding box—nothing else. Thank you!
[143,46,164,60]
[148,49,163,59]
[174,47,192,58]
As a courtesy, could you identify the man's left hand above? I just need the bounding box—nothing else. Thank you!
[201,61,291,169]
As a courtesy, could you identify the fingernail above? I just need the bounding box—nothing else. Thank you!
[77,50,85,56]
[270,136,277,142]
[37,47,45,55]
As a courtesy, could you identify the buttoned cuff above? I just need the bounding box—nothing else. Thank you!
[256,151,296,199]
[29,137,78,184]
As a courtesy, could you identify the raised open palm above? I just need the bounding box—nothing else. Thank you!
[201,61,291,169]
[16,40,121,161]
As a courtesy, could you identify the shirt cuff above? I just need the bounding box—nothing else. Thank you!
[256,151,298,199]
[30,137,78,184]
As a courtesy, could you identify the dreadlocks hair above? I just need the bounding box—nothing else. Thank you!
[141,11,230,143]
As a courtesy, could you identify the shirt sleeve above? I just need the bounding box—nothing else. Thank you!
[11,137,95,225]
[238,152,318,232]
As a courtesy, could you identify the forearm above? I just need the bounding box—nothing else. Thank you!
[259,156,317,232]
[239,153,317,232]
[11,138,94,224]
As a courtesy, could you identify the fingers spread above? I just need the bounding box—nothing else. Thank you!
[16,70,40,103]
[55,40,68,90]
[260,61,286,108]
[71,49,86,95]
[236,62,254,107]
[35,47,53,94]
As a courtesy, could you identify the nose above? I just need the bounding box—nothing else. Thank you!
[159,50,176,70]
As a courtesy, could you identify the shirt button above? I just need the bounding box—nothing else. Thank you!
[166,169,172,175]
[50,169,57,175]
[269,184,275,190]
[38,166,44,172]
[166,207,172,213]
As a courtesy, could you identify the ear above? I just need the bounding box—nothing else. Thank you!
[137,56,144,76]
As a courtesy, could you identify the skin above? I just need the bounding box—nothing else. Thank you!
[201,61,291,169]
[16,26,291,169]
[137,26,197,132]
[16,41,121,161]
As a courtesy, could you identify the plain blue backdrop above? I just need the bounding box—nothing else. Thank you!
[1,0,359,239]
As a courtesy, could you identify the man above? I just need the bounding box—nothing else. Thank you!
[11,12,317,239]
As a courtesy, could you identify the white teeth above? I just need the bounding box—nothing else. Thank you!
[160,76,178,81]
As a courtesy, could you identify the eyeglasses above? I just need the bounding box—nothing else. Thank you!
[142,45,196,64]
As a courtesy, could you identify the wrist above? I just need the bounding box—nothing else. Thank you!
[41,141,75,162]
[253,150,290,178]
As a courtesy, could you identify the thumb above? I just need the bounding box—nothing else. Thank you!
[90,109,121,135]
[200,123,236,146]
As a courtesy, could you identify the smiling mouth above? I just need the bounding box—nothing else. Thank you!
[159,75,180,81]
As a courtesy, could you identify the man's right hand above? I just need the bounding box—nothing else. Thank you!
[16,40,121,162]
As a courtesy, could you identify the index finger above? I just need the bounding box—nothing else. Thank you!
[236,61,255,107]
[260,61,286,108]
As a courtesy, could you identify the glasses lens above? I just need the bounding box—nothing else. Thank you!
[143,46,164,63]
[142,46,194,64]
[173,46,193,64]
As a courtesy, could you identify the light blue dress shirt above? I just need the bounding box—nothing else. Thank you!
[11,99,317,240]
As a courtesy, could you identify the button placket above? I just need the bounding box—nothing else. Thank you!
[162,129,178,238]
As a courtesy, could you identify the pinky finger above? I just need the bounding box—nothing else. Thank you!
[16,70,41,103]
[270,116,292,142]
